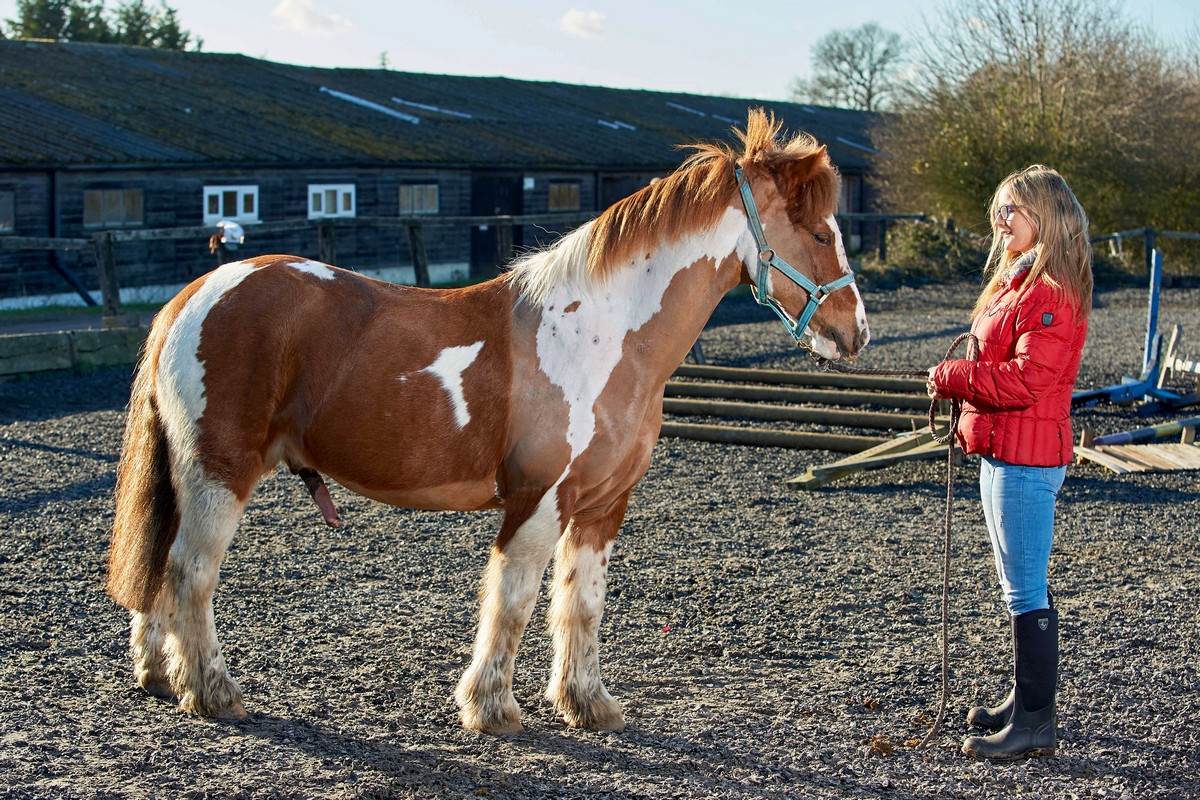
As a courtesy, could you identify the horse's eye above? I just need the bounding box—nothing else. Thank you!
[813,232,833,247]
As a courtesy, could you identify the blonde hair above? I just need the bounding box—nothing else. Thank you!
[973,165,1093,321]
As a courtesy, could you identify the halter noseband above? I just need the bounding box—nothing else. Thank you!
[734,167,857,342]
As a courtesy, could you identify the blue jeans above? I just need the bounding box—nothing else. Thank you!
[978,456,1067,615]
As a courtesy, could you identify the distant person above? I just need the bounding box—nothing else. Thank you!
[926,165,1093,760]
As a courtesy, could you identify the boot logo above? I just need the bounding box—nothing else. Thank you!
[1038,618,1049,631]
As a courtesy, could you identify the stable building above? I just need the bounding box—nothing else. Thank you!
[0,39,881,307]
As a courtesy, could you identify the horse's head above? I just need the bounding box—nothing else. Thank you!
[734,112,870,360]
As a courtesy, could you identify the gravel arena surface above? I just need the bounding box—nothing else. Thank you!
[2,282,1199,799]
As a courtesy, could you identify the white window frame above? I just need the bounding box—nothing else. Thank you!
[308,183,357,220]
[203,185,259,225]
[399,183,439,215]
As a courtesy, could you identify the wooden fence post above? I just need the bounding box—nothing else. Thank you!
[406,223,431,288]
[496,221,514,273]
[92,231,124,323]
[878,219,889,263]
[318,223,336,264]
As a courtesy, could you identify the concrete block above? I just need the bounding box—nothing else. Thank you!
[0,332,73,375]
[72,327,148,368]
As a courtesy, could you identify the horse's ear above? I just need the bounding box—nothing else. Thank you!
[777,145,830,191]
[775,144,837,222]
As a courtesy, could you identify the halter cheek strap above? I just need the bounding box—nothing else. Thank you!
[734,167,857,342]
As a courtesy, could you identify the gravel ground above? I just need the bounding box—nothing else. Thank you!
[1,282,1198,799]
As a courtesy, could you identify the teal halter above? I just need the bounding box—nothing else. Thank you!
[734,168,857,342]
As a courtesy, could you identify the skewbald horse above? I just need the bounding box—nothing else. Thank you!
[107,109,870,734]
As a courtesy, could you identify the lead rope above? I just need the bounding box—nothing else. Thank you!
[798,332,978,748]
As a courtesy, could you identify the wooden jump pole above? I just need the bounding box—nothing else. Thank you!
[662,398,936,431]
[1091,415,1200,446]
[672,363,926,393]
[658,422,882,452]
[665,380,931,411]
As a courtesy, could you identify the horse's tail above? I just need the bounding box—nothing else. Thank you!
[107,333,179,613]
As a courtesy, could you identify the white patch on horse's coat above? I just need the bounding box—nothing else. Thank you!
[830,214,870,350]
[804,214,868,359]
[419,341,485,428]
[157,260,259,455]
[535,207,749,461]
[508,223,593,308]
[286,259,337,280]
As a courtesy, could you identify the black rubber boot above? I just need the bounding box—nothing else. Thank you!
[966,685,1014,731]
[966,611,1021,731]
[963,608,1058,760]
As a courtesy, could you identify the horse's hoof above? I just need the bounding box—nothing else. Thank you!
[459,705,524,735]
[178,692,246,721]
[550,686,626,731]
[559,701,626,732]
[139,679,176,700]
[214,702,248,721]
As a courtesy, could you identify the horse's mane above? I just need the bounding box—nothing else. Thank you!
[509,109,838,306]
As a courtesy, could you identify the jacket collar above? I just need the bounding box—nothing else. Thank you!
[999,251,1037,290]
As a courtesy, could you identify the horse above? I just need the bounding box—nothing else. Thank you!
[106,109,871,735]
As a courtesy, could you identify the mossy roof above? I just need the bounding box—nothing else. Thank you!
[0,40,879,173]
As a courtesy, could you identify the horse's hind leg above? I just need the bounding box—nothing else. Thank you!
[130,590,179,699]
[546,496,628,731]
[161,482,247,719]
[456,488,565,734]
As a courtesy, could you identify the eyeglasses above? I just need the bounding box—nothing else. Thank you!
[994,204,1027,223]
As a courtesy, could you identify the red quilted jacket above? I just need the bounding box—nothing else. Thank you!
[930,268,1088,466]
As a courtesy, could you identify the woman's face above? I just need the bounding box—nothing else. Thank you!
[994,187,1038,255]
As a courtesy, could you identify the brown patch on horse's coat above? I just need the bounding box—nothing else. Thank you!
[184,267,515,511]
[563,300,581,313]
[107,279,207,612]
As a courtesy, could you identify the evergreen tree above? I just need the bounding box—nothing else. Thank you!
[4,0,194,50]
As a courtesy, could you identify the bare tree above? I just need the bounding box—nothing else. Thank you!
[790,23,905,111]
[872,0,1200,237]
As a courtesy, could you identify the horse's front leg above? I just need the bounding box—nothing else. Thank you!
[456,488,566,734]
[546,495,629,731]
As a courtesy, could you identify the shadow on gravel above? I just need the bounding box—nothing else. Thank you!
[0,365,133,425]
[230,712,844,798]
[0,472,116,514]
[1064,473,1200,504]
[0,437,118,463]
[229,713,672,798]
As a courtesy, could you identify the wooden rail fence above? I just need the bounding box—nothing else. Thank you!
[0,212,595,321]
[660,363,945,452]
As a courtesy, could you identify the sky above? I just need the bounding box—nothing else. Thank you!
[2,0,1197,101]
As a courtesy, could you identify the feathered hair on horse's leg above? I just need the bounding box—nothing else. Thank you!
[546,522,625,731]
[108,352,180,614]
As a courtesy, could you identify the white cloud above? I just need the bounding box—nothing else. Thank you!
[271,0,356,35]
[560,9,605,40]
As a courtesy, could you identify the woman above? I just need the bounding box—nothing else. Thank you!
[927,165,1093,760]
